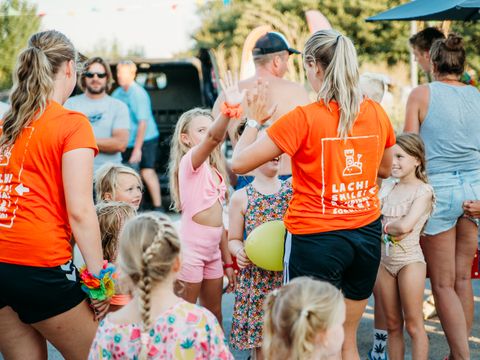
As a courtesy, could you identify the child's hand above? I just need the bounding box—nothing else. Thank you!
[220,70,246,107]
[247,78,277,125]
[225,267,236,293]
[235,247,251,269]
[91,298,110,321]
[463,200,480,218]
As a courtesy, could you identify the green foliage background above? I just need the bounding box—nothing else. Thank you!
[0,0,41,90]
[192,0,480,81]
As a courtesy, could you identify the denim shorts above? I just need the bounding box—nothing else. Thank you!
[424,168,480,235]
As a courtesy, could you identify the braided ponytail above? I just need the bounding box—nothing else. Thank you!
[118,212,181,359]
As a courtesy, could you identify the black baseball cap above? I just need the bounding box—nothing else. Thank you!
[252,32,300,56]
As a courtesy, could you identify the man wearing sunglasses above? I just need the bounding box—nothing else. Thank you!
[65,57,130,172]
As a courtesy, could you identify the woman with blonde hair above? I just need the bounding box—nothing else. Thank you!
[0,30,106,359]
[263,277,345,360]
[232,30,396,359]
[89,212,233,359]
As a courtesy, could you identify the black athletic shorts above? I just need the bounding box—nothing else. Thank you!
[285,217,382,300]
[122,137,159,170]
[0,260,86,323]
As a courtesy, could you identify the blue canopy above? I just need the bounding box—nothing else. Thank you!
[367,0,480,21]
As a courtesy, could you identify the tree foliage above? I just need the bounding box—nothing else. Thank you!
[0,0,41,90]
[193,0,411,82]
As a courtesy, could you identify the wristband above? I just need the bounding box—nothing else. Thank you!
[223,263,234,269]
[79,260,116,301]
[220,101,243,119]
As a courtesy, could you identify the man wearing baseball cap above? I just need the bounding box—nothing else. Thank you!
[213,31,309,188]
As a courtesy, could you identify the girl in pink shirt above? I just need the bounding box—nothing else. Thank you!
[169,73,244,324]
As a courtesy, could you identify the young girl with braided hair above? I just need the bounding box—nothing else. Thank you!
[262,277,345,360]
[88,212,233,359]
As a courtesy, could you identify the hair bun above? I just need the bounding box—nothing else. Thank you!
[444,33,463,51]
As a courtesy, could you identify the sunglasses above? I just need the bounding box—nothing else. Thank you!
[85,72,107,79]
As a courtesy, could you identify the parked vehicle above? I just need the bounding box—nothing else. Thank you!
[109,58,207,208]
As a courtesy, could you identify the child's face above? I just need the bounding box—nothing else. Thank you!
[181,115,213,147]
[256,156,280,177]
[115,173,142,209]
[391,144,420,180]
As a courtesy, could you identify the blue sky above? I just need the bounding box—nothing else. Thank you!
[29,0,201,58]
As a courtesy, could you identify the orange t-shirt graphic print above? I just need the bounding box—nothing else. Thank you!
[0,101,98,267]
[321,135,380,216]
[267,99,395,234]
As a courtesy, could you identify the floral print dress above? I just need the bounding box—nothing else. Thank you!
[88,300,233,360]
[230,180,292,350]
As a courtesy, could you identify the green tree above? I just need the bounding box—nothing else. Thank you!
[0,0,41,90]
[193,0,410,82]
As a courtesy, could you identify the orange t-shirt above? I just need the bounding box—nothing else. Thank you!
[267,99,395,234]
[0,101,98,267]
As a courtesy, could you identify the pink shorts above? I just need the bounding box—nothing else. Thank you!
[177,220,224,283]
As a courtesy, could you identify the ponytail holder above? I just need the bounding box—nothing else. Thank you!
[301,309,309,318]
[271,288,279,297]
[335,34,342,45]
[220,101,243,119]
[79,260,116,301]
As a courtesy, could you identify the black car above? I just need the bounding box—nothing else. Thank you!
[109,58,209,209]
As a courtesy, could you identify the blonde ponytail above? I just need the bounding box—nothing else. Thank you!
[262,277,345,360]
[0,30,77,149]
[304,30,363,139]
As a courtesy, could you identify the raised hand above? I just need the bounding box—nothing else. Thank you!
[247,78,277,125]
[219,70,246,107]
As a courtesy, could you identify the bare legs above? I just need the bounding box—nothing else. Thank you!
[377,264,428,360]
[140,168,162,208]
[0,301,98,360]
[343,298,368,360]
[177,277,224,325]
[422,218,477,360]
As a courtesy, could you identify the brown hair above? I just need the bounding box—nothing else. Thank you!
[0,30,77,149]
[168,108,229,212]
[263,277,345,360]
[396,133,428,183]
[303,30,363,139]
[96,201,136,262]
[409,27,445,52]
[430,33,466,76]
[79,56,113,92]
[118,212,181,360]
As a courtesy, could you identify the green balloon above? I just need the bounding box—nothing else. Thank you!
[245,220,285,271]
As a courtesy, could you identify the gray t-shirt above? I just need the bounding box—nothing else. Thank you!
[65,94,130,171]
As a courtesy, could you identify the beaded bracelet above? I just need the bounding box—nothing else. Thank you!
[220,101,243,119]
[79,260,116,301]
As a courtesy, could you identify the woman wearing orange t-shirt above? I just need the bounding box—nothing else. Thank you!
[0,31,105,359]
[232,30,395,360]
